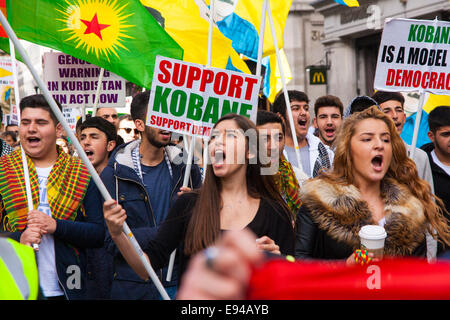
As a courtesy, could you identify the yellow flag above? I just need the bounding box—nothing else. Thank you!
[140,0,250,73]
[423,94,450,114]
[234,0,292,57]
[268,49,292,102]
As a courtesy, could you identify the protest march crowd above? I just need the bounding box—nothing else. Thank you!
[1,87,449,300]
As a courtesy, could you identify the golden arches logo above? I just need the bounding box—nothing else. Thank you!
[312,72,325,84]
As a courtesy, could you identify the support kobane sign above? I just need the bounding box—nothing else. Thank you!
[374,18,450,94]
[146,56,260,137]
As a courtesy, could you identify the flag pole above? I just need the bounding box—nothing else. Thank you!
[10,35,34,248]
[0,10,171,300]
[409,91,426,160]
[256,0,268,78]
[266,1,308,183]
[9,39,20,122]
[200,0,215,181]
[91,67,105,117]
[21,146,39,251]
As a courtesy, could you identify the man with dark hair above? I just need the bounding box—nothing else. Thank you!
[344,95,380,117]
[118,114,139,143]
[272,90,332,180]
[5,123,19,137]
[422,107,450,255]
[101,90,202,299]
[78,116,117,299]
[313,95,343,147]
[256,110,302,216]
[0,94,104,300]
[1,131,17,147]
[80,117,117,174]
[96,107,119,130]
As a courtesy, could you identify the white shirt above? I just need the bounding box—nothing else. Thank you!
[36,166,64,298]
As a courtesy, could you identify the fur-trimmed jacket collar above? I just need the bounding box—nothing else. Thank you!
[300,177,427,256]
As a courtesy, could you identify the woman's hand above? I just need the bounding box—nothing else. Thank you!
[103,199,127,238]
[256,236,281,255]
[177,186,192,197]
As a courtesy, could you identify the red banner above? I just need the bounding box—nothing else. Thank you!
[248,258,450,299]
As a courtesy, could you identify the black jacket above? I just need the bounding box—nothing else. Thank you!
[98,141,202,300]
[295,178,427,260]
[421,143,450,254]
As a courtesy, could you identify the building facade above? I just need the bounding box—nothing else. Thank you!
[309,0,449,107]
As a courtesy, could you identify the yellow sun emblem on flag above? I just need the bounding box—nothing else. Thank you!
[57,0,134,61]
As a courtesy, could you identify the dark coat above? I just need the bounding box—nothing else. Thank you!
[295,177,428,260]
[98,140,202,300]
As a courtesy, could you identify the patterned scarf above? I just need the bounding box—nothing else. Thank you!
[312,142,331,177]
[0,146,91,232]
[277,155,302,216]
[0,139,13,157]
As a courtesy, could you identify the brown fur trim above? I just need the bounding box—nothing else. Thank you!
[300,178,426,255]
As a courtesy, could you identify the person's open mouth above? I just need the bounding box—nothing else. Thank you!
[27,136,41,147]
[324,128,335,138]
[371,154,384,172]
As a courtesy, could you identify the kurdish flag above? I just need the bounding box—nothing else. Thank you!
[0,0,21,61]
[5,0,184,89]
[334,0,359,7]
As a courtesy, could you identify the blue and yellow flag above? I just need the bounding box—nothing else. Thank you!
[401,94,450,148]
[334,0,359,7]
[209,1,292,100]
[140,0,250,73]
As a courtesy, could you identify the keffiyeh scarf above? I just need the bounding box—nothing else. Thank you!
[277,156,302,215]
[0,146,91,232]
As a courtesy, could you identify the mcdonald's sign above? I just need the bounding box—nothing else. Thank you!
[309,67,327,85]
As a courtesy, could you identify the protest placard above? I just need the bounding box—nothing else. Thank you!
[0,57,18,123]
[374,18,450,95]
[146,56,260,137]
[43,52,126,128]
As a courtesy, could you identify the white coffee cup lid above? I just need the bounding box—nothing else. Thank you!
[359,225,387,240]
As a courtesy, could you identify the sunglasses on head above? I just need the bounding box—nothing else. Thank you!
[121,128,139,134]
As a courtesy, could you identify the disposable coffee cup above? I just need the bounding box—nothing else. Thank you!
[358,225,387,259]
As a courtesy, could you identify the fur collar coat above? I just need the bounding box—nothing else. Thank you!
[297,177,428,257]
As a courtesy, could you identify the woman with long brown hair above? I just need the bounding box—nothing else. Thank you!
[295,106,450,261]
[104,114,295,284]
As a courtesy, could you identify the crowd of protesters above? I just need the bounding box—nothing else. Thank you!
[0,88,449,300]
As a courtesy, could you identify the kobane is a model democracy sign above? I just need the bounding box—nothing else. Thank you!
[374,18,450,95]
[146,56,261,137]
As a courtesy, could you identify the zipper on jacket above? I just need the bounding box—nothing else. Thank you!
[113,163,165,283]
[113,163,157,228]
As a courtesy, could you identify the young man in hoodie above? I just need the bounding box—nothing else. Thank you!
[101,91,202,299]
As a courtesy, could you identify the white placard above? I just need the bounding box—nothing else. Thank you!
[146,56,260,137]
[374,18,450,95]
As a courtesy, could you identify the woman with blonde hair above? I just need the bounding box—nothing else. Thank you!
[295,106,450,261]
